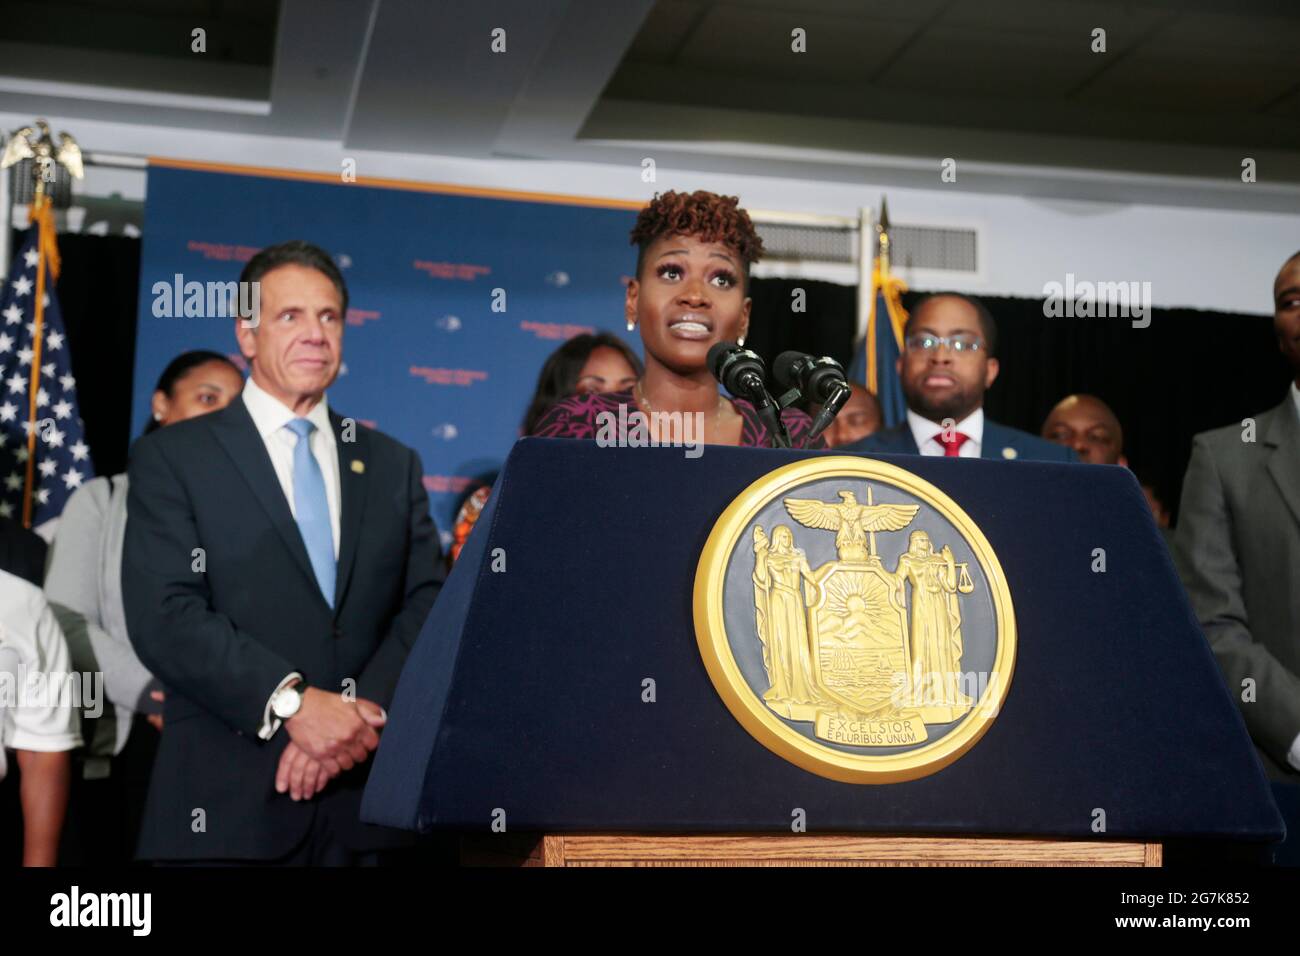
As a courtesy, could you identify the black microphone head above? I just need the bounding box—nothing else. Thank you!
[805,357,848,403]
[707,341,737,379]
[772,351,810,390]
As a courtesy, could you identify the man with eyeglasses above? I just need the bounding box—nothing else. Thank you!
[843,293,1074,463]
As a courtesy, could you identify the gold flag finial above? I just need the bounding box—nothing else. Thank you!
[876,196,891,271]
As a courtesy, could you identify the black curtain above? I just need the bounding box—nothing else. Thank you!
[747,277,859,375]
[749,277,1292,521]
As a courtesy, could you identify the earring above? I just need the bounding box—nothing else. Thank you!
[737,335,745,346]
[153,412,162,422]
[626,318,635,332]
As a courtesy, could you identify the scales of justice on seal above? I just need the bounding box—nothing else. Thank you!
[694,455,1017,785]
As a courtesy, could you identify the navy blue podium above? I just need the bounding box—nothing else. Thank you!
[362,438,1282,865]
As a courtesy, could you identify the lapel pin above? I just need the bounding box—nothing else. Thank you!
[351,460,366,474]
[1001,447,1018,460]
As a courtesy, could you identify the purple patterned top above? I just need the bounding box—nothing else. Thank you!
[529,389,827,449]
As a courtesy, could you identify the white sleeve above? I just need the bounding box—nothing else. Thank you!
[3,597,83,753]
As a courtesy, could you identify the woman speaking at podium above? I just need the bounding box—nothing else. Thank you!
[529,190,824,449]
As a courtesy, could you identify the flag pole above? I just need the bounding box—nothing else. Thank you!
[22,183,50,528]
[857,206,874,392]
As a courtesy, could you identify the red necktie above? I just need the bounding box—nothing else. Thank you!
[937,431,970,457]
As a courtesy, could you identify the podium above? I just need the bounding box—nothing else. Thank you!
[362,439,1283,866]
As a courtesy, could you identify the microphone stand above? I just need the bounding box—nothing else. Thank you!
[737,370,792,449]
[806,381,852,445]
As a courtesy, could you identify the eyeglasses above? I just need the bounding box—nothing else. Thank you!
[904,333,984,354]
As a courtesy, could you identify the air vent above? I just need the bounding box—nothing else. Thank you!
[889,225,978,273]
[754,222,856,264]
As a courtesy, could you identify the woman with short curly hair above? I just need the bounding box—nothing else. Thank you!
[529,190,823,449]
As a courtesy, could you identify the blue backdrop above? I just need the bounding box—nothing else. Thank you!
[132,164,641,546]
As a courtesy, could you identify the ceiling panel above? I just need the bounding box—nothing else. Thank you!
[873,28,1100,97]
[674,4,919,81]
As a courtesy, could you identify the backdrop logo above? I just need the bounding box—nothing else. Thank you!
[423,474,476,494]
[185,239,259,262]
[520,320,595,340]
[435,314,462,332]
[413,260,492,281]
[345,308,381,327]
[410,366,488,386]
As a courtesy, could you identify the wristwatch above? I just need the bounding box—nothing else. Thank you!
[271,680,306,721]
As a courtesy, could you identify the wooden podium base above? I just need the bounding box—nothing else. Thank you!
[461,833,1163,867]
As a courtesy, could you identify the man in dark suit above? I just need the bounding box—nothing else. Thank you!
[122,240,442,864]
[843,293,1074,463]
[1175,250,1300,785]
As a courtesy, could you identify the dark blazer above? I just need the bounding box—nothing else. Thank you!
[842,416,1077,463]
[121,398,443,861]
[0,516,47,585]
[1175,394,1300,780]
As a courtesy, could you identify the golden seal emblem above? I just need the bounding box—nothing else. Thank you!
[693,456,1016,783]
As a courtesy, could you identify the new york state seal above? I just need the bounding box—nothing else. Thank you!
[693,456,1016,783]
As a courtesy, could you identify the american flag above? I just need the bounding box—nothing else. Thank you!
[0,223,92,527]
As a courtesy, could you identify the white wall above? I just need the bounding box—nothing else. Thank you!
[6,110,1293,316]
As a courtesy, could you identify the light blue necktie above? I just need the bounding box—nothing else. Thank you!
[285,418,335,607]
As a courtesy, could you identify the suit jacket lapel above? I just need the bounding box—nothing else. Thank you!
[981,421,1008,460]
[876,423,919,454]
[1264,397,1300,529]
[331,412,368,613]
[211,400,322,600]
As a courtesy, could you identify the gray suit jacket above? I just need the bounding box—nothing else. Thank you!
[45,474,153,761]
[1175,393,1300,779]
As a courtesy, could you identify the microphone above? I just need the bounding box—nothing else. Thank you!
[708,342,767,399]
[707,341,791,448]
[773,351,848,405]
[774,351,852,444]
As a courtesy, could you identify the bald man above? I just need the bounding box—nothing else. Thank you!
[822,383,883,448]
[1042,394,1173,532]
[1041,394,1125,465]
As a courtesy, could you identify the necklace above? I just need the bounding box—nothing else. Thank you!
[635,380,729,442]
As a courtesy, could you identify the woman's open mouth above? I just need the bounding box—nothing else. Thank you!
[668,313,713,340]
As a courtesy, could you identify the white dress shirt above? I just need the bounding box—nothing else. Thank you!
[242,376,341,740]
[906,407,985,458]
[241,376,341,559]
[0,568,83,781]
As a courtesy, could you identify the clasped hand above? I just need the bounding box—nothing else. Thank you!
[274,688,386,801]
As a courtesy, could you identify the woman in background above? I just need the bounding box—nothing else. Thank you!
[529,190,824,449]
[44,349,244,864]
[519,332,642,436]
[450,333,643,565]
